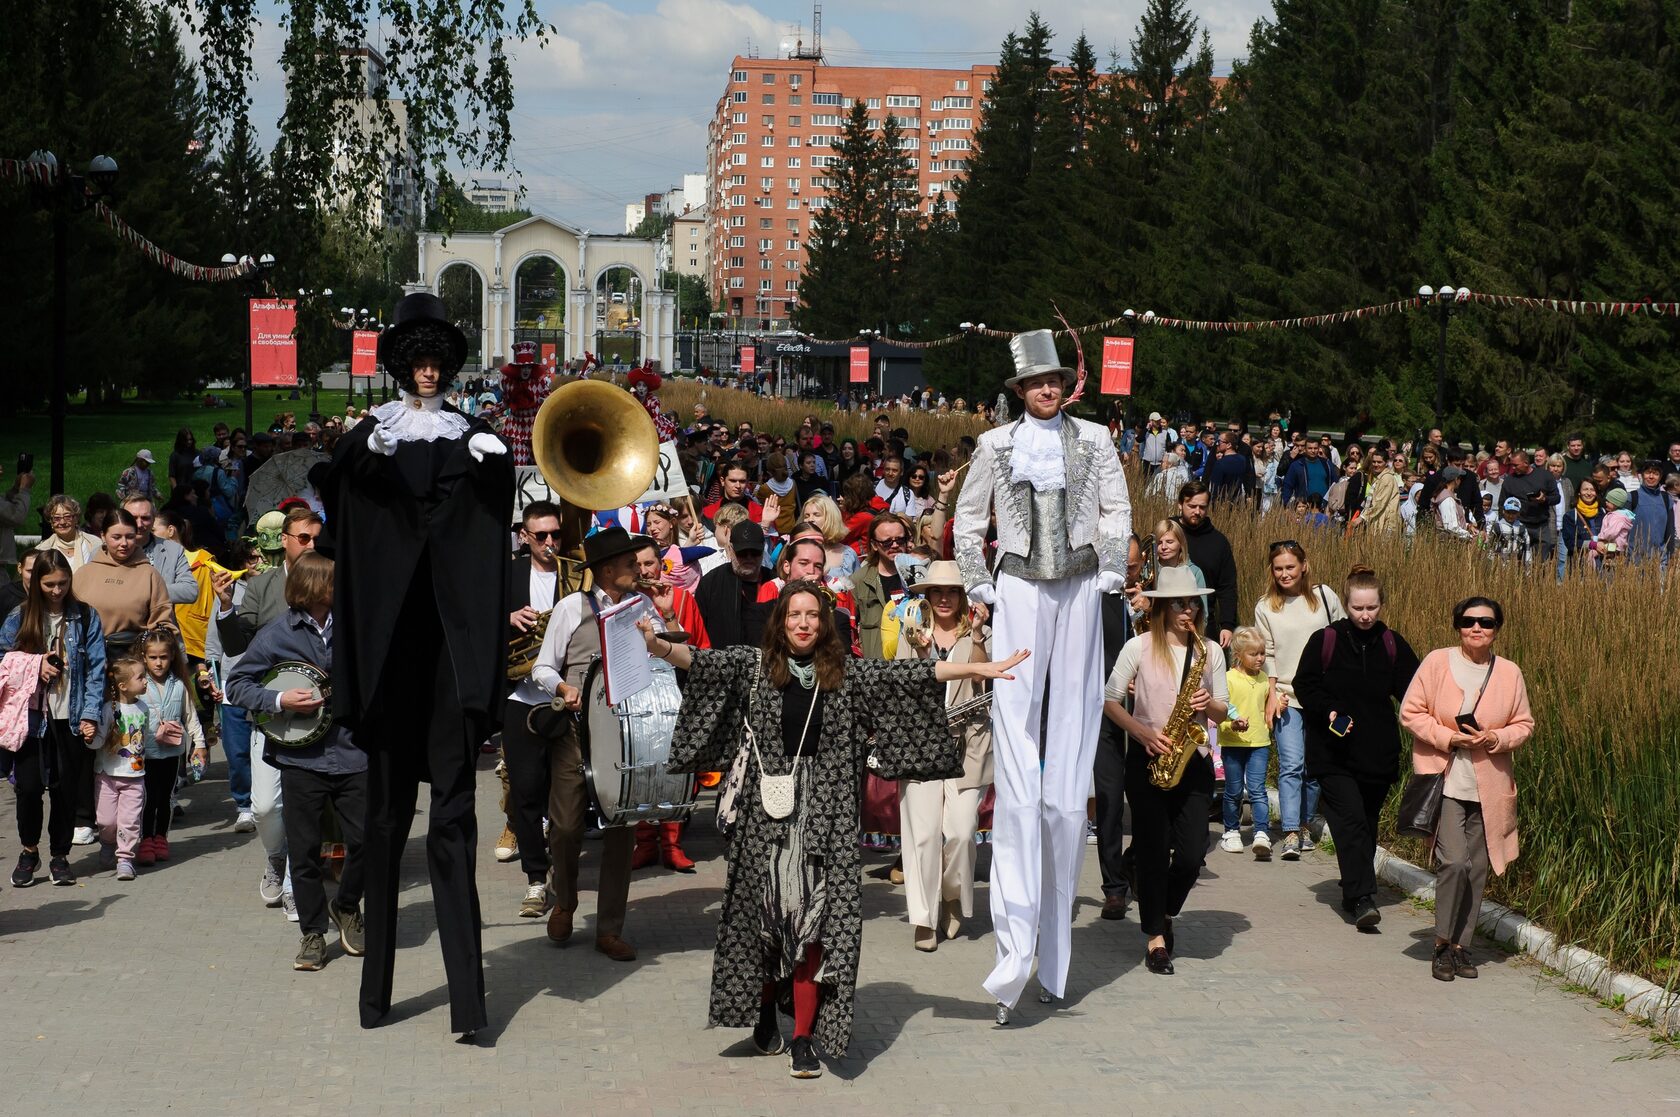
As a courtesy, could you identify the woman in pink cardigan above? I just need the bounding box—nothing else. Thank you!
[1400,596,1534,983]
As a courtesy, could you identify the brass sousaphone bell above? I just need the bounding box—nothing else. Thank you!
[505,379,662,681]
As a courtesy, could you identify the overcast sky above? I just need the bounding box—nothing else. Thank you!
[245,1,1275,231]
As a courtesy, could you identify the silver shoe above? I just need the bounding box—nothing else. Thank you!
[1037,990,1058,1005]
[994,1003,1010,1026]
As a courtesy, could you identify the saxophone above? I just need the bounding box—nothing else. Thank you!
[1147,633,1209,790]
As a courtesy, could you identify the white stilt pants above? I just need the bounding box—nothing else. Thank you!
[983,570,1102,1008]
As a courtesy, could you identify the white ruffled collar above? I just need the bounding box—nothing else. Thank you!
[370,392,470,444]
[1010,411,1066,491]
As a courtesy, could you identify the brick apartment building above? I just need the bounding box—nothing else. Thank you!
[706,56,997,330]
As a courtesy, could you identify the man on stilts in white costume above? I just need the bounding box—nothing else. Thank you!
[953,329,1131,1023]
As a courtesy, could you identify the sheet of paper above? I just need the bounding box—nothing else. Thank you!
[597,595,655,706]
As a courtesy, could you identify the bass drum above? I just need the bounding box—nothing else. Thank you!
[580,658,696,826]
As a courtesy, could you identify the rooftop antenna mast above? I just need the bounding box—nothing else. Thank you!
[790,4,824,62]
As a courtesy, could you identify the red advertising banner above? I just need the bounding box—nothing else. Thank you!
[350,329,379,378]
[739,346,756,375]
[849,345,870,384]
[540,343,557,370]
[1100,335,1135,395]
[249,298,298,387]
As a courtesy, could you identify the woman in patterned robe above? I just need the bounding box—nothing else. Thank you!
[642,579,1024,1078]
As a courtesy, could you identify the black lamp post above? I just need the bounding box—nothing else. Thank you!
[222,250,278,435]
[1419,284,1460,429]
[27,150,118,497]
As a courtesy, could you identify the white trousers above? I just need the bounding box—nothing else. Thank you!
[249,728,291,888]
[899,779,981,930]
[983,570,1102,1007]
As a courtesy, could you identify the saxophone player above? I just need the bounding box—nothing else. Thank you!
[1101,566,1228,976]
[892,561,993,954]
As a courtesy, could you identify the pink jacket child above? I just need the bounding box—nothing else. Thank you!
[0,651,44,753]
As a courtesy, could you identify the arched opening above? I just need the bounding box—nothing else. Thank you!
[593,264,643,368]
[513,254,566,370]
[436,262,485,372]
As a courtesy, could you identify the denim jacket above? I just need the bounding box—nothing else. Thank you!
[0,602,107,732]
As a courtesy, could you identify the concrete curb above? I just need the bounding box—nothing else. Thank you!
[1373,846,1680,1036]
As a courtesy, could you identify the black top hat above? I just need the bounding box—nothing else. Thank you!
[378,292,469,381]
[583,526,652,570]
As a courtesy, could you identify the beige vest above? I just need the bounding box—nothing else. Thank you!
[561,591,605,692]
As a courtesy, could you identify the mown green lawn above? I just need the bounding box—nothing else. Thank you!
[0,396,257,512]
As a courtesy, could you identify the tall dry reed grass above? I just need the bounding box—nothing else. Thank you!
[1131,475,1680,992]
[658,380,990,451]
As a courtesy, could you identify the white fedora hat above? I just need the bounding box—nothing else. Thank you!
[1141,565,1214,599]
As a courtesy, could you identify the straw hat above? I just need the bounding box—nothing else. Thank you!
[908,559,966,594]
[1141,565,1213,599]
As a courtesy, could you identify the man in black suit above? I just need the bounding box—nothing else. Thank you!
[320,293,514,1040]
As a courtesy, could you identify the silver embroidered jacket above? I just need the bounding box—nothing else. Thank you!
[952,415,1132,591]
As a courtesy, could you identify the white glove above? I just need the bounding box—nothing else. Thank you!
[366,425,397,456]
[969,583,997,606]
[1096,570,1125,594]
[468,432,508,463]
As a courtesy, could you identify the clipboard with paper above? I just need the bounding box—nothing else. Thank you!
[596,595,657,706]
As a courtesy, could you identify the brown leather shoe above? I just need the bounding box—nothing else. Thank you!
[595,934,637,962]
[1101,894,1129,921]
[547,907,573,944]
[1452,945,1479,979]
[1431,943,1457,982]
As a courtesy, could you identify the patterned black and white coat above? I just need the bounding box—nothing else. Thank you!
[668,647,959,1056]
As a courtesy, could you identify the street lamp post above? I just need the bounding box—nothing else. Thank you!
[223,250,277,435]
[296,286,333,417]
[27,150,118,497]
[1419,284,1459,429]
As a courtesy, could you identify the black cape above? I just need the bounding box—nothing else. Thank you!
[318,405,514,731]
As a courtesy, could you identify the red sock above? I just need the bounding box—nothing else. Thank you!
[791,945,823,1038]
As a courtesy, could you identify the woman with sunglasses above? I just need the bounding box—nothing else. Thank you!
[852,513,913,660]
[1400,597,1532,982]
[1103,566,1228,976]
[1254,540,1344,860]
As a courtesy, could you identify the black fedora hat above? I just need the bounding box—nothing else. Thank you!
[583,526,652,570]
[378,292,469,379]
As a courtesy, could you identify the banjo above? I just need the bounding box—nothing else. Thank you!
[253,660,332,748]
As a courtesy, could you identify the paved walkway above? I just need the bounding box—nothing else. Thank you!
[2,759,1675,1116]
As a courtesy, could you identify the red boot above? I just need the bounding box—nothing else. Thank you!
[660,822,696,873]
[630,822,659,870]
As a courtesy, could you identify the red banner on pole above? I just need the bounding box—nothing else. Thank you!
[350,329,379,378]
[249,298,298,387]
[849,345,870,384]
[1100,335,1135,395]
[540,343,557,370]
[739,346,756,374]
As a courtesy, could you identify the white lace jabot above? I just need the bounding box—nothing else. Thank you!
[370,392,470,445]
[1010,411,1066,491]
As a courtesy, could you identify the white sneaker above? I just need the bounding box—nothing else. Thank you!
[1252,832,1273,861]
[234,811,258,834]
[259,859,286,906]
[1220,830,1244,854]
[1084,820,1099,846]
[281,890,298,922]
[72,826,98,847]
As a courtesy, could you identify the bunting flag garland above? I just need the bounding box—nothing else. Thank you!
[3,156,256,283]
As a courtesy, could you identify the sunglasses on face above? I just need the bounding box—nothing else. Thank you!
[1166,599,1200,613]
[286,532,319,544]
[1267,539,1300,553]
[1455,616,1500,631]
[874,535,907,550]
[527,529,561,541]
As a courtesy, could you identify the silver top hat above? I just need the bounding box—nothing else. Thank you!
[1005,329,1077,390]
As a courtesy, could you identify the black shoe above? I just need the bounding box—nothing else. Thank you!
[1101,893,1128,921]
[1453,945,1479,979]
[11,850,40,887]
[48,856,75,886]
[1352,896,1381,929]
[1431,943,1456,982]
[753,1005,785,1056]
[788,1036,821,1079]
[172,803,185,822]
[1145,947,1174,975]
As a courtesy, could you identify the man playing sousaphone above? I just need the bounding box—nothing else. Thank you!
[527,526,665,962]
